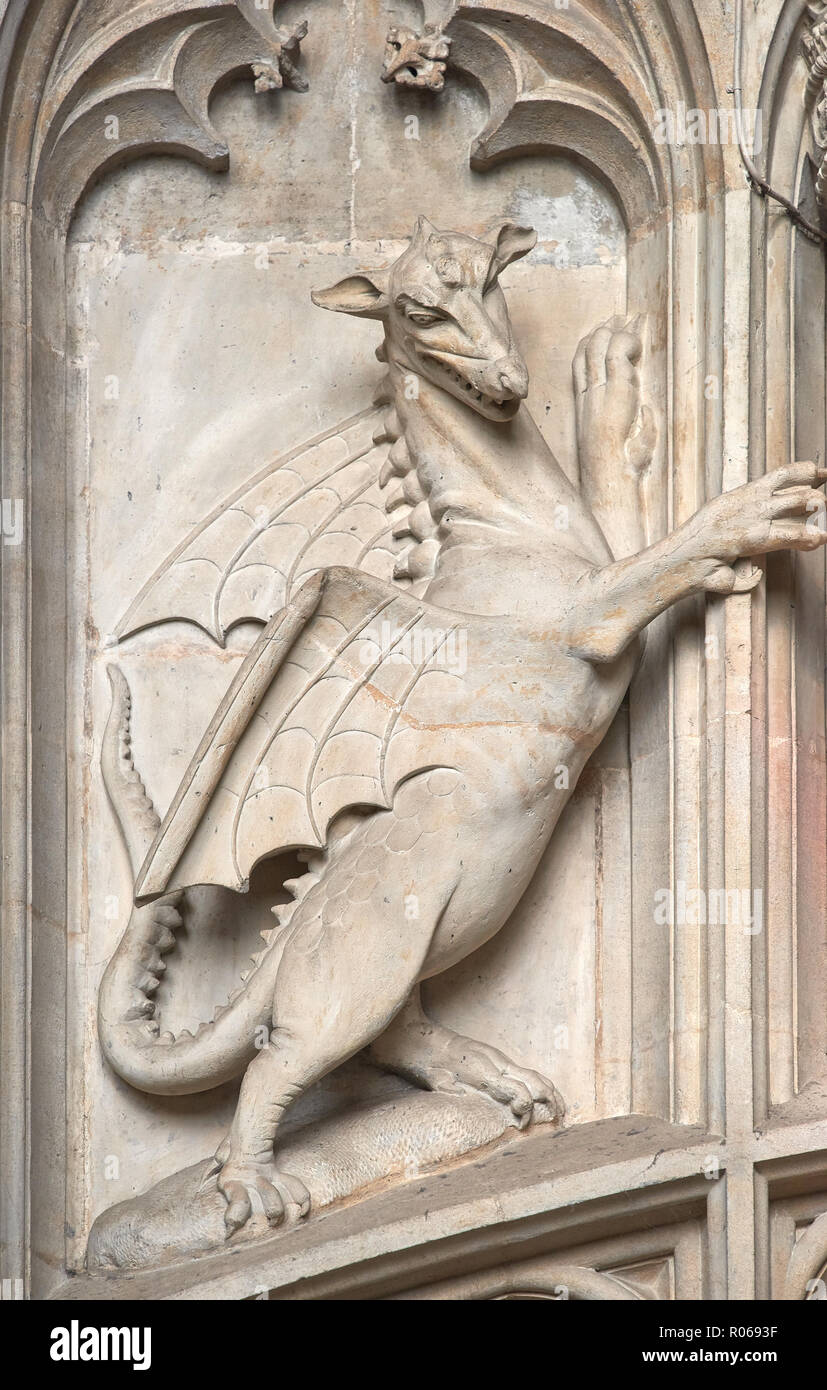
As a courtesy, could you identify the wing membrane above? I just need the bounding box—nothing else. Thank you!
[116,408,408,645]
[135,568,470,898]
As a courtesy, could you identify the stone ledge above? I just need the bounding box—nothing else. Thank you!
[54,1111,717,1300]
[84,1089,534,1274]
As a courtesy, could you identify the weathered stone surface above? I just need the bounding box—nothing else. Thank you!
[1,0,826,1305]
[87,1090,549,1270]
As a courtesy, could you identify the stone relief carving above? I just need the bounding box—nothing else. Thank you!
[397,1250,675,1300]
[783,1210,827,1299]
[804,3,827,210]
[485,1267,644,1301]
[382,23,452,91]
[88,214,827,1263]
[1,0,826,1308]
[251,19,309,94]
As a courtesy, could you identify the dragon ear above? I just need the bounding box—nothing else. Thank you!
[486,222,537,286]
[311,271,390,319]
[413,214,439,245]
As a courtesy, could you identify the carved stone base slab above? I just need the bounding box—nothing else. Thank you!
[88,1091,553,1271]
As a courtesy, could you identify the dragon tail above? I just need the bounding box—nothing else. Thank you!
[97,666,304,1096]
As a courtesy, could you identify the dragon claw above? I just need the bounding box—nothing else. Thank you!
[450,1048,566,1128]
[217,1157,310,1236]
[372,1009,566,1130]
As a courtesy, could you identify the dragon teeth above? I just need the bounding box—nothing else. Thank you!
[383,486,405,513]
[284,875,316,899]
[125,998,154,1020]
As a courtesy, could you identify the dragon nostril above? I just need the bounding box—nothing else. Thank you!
[496,361,528,398]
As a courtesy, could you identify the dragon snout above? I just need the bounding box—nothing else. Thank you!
[422,347,528,418]
[492,356,529,401]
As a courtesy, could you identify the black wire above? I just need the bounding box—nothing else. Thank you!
[733,0,827,246]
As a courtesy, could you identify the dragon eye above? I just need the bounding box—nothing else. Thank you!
[406,309,442,327]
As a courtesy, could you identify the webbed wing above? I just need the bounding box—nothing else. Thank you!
[135,567,474,899]
[116,407,414,646]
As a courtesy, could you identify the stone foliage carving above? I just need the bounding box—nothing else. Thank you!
[804,3,827,209]
[251,19,308,94]
[382,24,452,91]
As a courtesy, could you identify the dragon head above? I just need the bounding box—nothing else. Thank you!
[312,216,536,422]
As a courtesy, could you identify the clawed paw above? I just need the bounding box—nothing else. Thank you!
[695,461,827,569]
[217,1156,310,1236]
[439,1039,566,1130]
[574,314,656,480]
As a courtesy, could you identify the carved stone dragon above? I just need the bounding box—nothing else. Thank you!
[99,217,827,1238]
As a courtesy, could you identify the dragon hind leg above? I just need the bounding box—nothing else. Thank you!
[215,770,465,1235]
[367,985,565,1129]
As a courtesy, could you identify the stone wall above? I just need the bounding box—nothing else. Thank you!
[0,0,825,1302]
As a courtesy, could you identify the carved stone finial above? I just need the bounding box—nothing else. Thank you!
[252,19,309,95]
[381,23,451,91]
[803,7,827,209]
[804,10,827,100]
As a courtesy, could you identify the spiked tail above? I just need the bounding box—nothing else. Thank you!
[98,666,292,1095]
[102,666,161,877]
